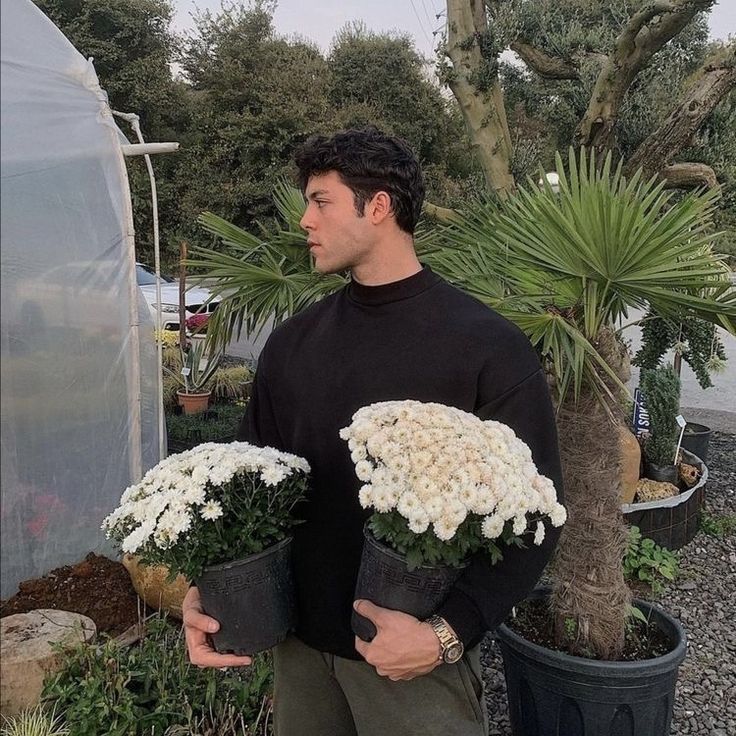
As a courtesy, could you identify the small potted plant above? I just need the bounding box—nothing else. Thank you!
[633,312,726,464]
[639,365,681,484]
[167,339,221,415]
[340,400,567,641]
[103,441,310,654]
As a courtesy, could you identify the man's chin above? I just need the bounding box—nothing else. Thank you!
[312,258,342,275]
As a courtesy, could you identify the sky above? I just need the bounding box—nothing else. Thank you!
[171,0,736,58]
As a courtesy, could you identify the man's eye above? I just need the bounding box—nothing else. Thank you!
[315,201,327,208]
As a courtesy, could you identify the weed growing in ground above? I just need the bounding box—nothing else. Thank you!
[623,526,679,594]
[699,510,736,538]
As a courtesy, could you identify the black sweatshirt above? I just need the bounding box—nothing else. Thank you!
[237,266,564,660]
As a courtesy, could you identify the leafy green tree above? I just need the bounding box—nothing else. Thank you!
[441,0,734,195]
[328,23,477,203]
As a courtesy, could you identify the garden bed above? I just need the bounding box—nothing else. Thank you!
[0,552,143,636]
[480,431,736,736]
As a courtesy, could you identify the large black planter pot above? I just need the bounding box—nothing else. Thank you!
[623,449,708,550]
[681,422,711,465]
[351,527,465,642]
[196,537,296,655]
[497,593,687,736]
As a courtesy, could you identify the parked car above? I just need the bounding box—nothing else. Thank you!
[136,263,220,331]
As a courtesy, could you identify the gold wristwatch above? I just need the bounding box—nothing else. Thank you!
[426,615,464,664]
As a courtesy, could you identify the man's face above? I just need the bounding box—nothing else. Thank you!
[300,171,376,274]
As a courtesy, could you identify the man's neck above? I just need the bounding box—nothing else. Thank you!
[350,239,422,286]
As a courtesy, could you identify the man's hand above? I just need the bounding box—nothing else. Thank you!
[182,586,253,668]
[353,599,442,681]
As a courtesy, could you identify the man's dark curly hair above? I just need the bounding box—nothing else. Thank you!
[294,127,425,235]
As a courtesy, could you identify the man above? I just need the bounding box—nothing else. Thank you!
[183,127,563,736]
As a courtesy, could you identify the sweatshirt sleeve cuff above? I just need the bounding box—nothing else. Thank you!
[436,589,487,648]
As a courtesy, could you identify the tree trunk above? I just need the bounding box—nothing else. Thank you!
[550,329,632,660]
[575,0,714,153]
[625,55,736,182]
[444,0,515,199]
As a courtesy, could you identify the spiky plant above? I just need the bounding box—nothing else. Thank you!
[0,706,68,736]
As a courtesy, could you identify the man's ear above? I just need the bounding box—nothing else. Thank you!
[368,191,393,224]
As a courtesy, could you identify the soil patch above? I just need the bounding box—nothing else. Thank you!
[506,597,673,660]
[0,552,144,636]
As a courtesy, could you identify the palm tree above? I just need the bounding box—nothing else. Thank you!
[424,150,734,658]
[189,151,735,659]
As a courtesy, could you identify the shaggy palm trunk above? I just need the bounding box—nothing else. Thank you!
[550,331,632,660]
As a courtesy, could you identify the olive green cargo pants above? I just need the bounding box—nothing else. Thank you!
[272,635,488,736]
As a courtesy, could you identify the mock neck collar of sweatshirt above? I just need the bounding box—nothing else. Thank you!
[347,264,440,306]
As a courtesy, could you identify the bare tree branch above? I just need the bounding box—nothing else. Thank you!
[660,162,718,189]
[423,201,460,223]
[626,49,736,183]
[444,0,515,199]
[510,40,580,80]
[576,0,715,152]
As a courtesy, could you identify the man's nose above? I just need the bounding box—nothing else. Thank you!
[300,208,313,232]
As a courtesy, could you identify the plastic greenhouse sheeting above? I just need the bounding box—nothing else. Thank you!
[0,0,161,597]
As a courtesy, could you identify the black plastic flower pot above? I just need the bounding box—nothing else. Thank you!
[196,537,296,655]
[681,422,711,465]
[644,462,679,484]
[351,526,465,642]
[496,591,687,736]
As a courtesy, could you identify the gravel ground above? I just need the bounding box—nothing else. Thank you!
[479,431,736,736]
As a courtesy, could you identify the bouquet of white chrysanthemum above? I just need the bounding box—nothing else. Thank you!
[341,400,566,570]
[103,442,310,582]
[104,442,310,654]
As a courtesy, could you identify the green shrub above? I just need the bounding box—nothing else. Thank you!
[166,403,244,446]
[42,616,272,736]
[623,526,679,594]
[640,365,681,466]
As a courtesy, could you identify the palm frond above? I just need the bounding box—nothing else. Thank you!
[187,188,344,353]
[429,147,735,405]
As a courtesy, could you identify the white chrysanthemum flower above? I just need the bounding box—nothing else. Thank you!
[512,514,528,536]
[433,518,458,542]
[371,487,394,513]
[358,484,374,509]
[354,460,373,482]
[261,464,288,486]
[408,511,430,534]
[534,521,546,545]
[201,500,224,521]
[481,514,505,540]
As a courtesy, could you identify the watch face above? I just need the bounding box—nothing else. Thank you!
[444,643,464,664]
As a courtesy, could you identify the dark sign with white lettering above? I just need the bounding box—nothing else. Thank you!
[633,387,650,438]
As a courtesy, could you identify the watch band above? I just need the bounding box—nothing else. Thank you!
[425,615,464,663]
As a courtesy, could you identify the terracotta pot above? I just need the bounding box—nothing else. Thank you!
[122,554,190,619]
[618,425,641,504]
[176,389,211,415]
